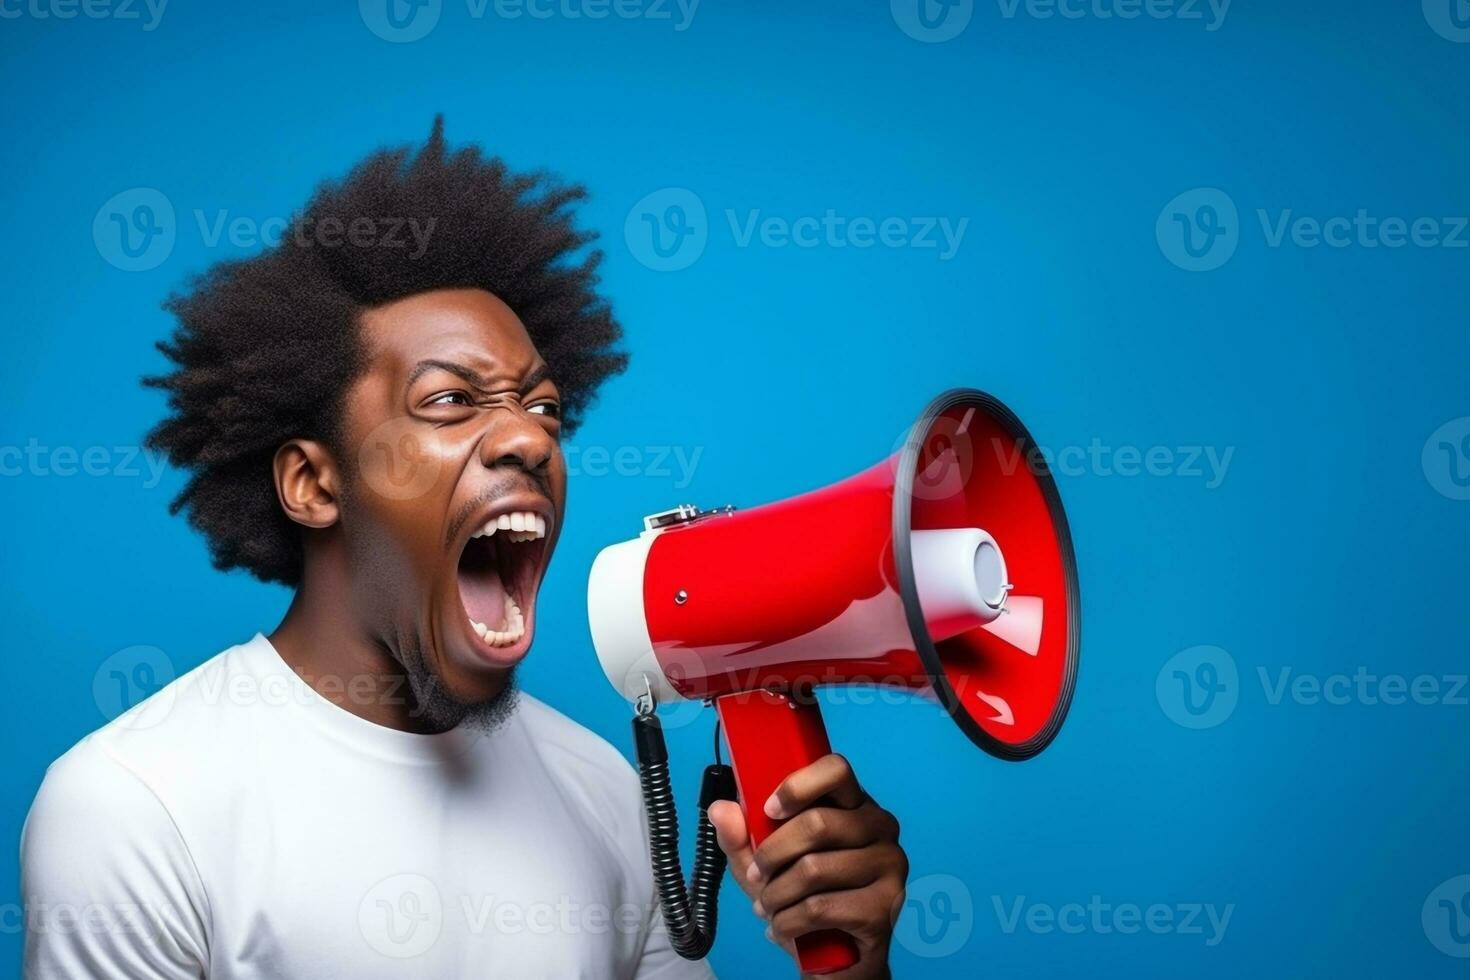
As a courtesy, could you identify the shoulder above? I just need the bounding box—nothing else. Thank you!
[514,694,641,796]
[25,636,268,861]
[22,636,266,878]
[22,733,211,976]
[25,730,164,840]
[512,694,646,838]
[515,693,637,776]
[70,636,275,789]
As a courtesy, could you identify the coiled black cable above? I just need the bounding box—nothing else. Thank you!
[633,711,736,960]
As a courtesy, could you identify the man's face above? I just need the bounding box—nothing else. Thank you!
[337,288,565,714]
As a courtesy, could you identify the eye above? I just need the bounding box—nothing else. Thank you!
[528,403,561,419]
[428,391,473,407]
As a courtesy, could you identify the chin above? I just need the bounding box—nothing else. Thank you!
[405,642,523,734]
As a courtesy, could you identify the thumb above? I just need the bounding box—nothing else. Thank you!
[706,800,757,897]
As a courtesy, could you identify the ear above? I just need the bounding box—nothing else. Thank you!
[273,439,341,529]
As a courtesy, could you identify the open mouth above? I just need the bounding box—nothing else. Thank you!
[456,509,549,655]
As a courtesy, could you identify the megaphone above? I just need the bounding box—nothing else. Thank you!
[588,389,1080,974]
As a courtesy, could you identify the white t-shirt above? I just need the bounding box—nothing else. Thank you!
[21,634,716,979]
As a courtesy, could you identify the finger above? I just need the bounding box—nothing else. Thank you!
[765,754,865,820]
[750,804,897,882]
[705,800,757,893]
[766,886,886,945]
[756,844,895,917]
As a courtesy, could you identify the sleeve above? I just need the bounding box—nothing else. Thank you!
[21,741,210,979]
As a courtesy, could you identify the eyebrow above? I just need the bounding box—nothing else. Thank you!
[407,359,552,395]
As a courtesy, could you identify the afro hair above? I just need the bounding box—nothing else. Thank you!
[144,118,626,586]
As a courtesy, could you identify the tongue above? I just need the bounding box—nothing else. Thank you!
[460,561,509,631]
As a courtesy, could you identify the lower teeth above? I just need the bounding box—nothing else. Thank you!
[472,594,525,647]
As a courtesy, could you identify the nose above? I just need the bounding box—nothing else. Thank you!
[479,409,556,475]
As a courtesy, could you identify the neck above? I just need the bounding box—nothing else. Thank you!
[269,543,446,735]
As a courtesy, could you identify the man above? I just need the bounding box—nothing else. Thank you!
[22,120,908,978]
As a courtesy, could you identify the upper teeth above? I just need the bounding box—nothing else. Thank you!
[473,511,547,543]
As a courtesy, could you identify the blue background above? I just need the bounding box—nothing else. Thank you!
[2,0,1467,976]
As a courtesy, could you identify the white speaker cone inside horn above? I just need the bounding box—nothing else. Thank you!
[910,528,1009,644]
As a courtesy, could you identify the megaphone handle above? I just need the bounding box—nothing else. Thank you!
[714,691,861,976]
